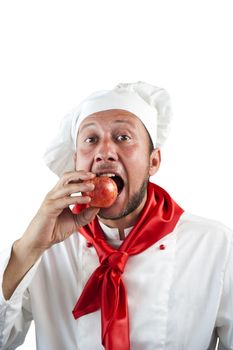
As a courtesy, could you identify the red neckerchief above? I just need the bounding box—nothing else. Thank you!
[72,182,184,350]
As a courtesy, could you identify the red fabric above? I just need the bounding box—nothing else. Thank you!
[72,182,184,350]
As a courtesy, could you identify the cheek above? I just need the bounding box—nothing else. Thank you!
[122,146,142,160]
[124,148,150,182]
[75,150,92,171]
[124,146,149,165]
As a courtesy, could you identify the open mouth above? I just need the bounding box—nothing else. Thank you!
[97,173,124,195]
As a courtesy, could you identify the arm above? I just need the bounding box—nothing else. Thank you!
[0,170,98,348]
[2,170,98,300]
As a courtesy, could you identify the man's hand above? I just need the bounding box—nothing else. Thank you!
[22,170,99,252]
[2,171,99,300]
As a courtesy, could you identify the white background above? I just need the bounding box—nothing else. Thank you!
[0,0,232,349]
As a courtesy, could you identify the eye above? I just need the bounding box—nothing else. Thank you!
[84,136,98,144]
[116,135,131,142]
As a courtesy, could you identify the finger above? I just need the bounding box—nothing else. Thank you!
[42,194,92,215]
[51,170,95,193]
[59,171,95,187]
[74,207,100,228]
[49,182,95,200]
[53,194,92,210]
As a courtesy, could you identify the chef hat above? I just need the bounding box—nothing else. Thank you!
[43,81,172,177]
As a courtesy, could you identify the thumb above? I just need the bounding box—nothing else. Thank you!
[74,207,100,228]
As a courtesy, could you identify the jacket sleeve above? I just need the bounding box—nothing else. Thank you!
[216,234,233,350]
[0,245,40,349]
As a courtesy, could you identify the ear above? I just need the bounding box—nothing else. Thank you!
[149,148,161,176]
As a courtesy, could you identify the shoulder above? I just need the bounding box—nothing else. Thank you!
[177,211,233,238]
[172,212,233,274]
[175,211,233,253]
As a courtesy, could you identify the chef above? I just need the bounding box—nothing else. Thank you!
[1,82,233,350]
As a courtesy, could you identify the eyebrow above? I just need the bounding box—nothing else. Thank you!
[79,119,136,133]
[79,122,97,133]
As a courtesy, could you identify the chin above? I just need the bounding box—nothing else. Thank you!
[98,203,124,221]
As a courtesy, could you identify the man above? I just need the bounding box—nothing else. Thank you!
[0,82,233,350]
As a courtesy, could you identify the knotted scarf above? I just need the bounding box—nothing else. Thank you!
[72,182,184,350]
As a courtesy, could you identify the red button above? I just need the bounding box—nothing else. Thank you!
[86,242,93,248]
[159,244,166,250]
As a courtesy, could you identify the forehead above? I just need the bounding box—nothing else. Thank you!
[78,109,146,132]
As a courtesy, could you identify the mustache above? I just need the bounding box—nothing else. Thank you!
[92,163,121,174]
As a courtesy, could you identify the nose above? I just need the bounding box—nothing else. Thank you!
[94,138,118,163]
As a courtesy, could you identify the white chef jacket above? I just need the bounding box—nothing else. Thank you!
[0,211,233,350]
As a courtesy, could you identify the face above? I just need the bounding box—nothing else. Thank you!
[75,109,160,226]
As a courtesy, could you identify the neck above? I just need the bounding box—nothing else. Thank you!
[98,194,147,234]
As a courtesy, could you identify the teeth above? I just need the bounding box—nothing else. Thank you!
[99,173,116,177]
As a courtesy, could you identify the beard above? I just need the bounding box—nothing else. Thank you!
[98,176,149,221]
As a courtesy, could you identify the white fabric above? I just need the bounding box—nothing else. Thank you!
[1,212,233,350]
[43,82,172,177]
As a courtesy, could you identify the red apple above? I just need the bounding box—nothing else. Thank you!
[83,176,118,208]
